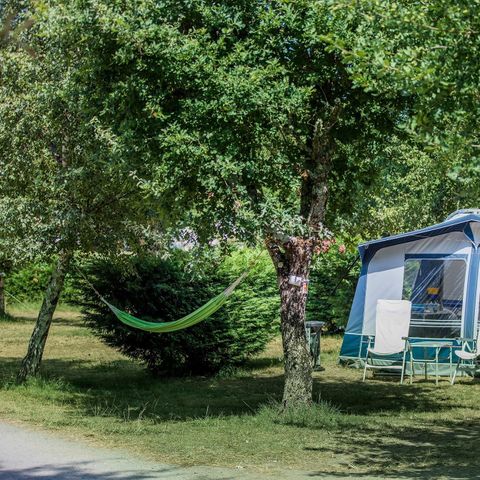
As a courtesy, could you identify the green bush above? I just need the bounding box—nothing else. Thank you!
[307,244,359,331]
[75,249,280,376]
[4,261,79,304]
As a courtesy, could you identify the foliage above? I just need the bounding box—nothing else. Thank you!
[307,243,359,331]
[341,138,470,240]
[4,262,79,304]
[0,3,34,53]
[0,4,151,264]
[326,0,480,177]
[75,249,279,375]
[33,0,409,244]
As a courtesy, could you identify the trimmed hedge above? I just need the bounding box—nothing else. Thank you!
[75,250,280,375]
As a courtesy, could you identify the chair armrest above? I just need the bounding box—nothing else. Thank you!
[363,335,374,344]
[456,337,477,352]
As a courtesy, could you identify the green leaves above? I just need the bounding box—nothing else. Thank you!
[0,3,153,263]
[41,0,405,243]
[1,0,449,261]
[330,0,480,165]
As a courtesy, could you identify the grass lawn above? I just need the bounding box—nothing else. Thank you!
[0,306,479,479]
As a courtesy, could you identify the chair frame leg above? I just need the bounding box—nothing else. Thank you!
[362,352,370,382]
[410,349,414,384]
[400,348,407,384]
[451,357,461,385]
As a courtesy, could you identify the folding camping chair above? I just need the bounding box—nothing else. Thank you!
[450,327,480,384]
[362,300,412,383]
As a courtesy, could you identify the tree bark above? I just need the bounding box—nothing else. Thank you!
[17,250,72,383]
[0,273,5,317]
[267,237,314,407]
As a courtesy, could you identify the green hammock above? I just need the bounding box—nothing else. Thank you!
[99,270,248,333]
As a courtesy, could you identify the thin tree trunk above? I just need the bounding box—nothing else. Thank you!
[17,250,72,383]
[267,237,314,407]
[0,273,5,317]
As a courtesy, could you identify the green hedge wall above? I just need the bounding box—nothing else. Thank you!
[4,262,79,304]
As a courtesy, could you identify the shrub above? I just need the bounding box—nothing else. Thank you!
[307,245,359,331]
[75,249,280,376]
[4,261,79,304]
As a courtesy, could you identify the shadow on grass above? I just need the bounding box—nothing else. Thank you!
[0,357,285,419]
[307,418,480,479]
[313,378,468,416]
[243,355,283,370]
[1,355,480,478]
[0,315,82,328]
[0,356,459,420]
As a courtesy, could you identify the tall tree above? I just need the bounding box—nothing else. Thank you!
[0,5,150,382]
[37,0,411,404]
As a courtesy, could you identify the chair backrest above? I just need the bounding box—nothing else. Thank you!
[374,300,412,354]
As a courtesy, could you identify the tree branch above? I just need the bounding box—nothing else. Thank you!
[300,101,343,235]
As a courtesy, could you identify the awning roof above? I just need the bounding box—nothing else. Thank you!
[359,213,480,260]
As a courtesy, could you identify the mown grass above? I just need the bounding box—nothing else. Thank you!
[0,308,479,479]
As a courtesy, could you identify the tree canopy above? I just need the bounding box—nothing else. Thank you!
[327,0,480,179]
[0,8,150,263]
[34,0,411,245]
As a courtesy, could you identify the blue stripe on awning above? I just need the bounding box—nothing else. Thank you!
[359,214,480,261]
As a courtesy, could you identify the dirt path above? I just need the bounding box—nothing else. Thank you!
[0,421,268,480]
[0,420,454,480]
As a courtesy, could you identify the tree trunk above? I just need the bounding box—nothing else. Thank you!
[17,250,72,383]
[263,108,340,406]
[267,237,314,407]
[0,273,5,317]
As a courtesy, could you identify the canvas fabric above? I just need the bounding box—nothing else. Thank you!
[370,300,411,354]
